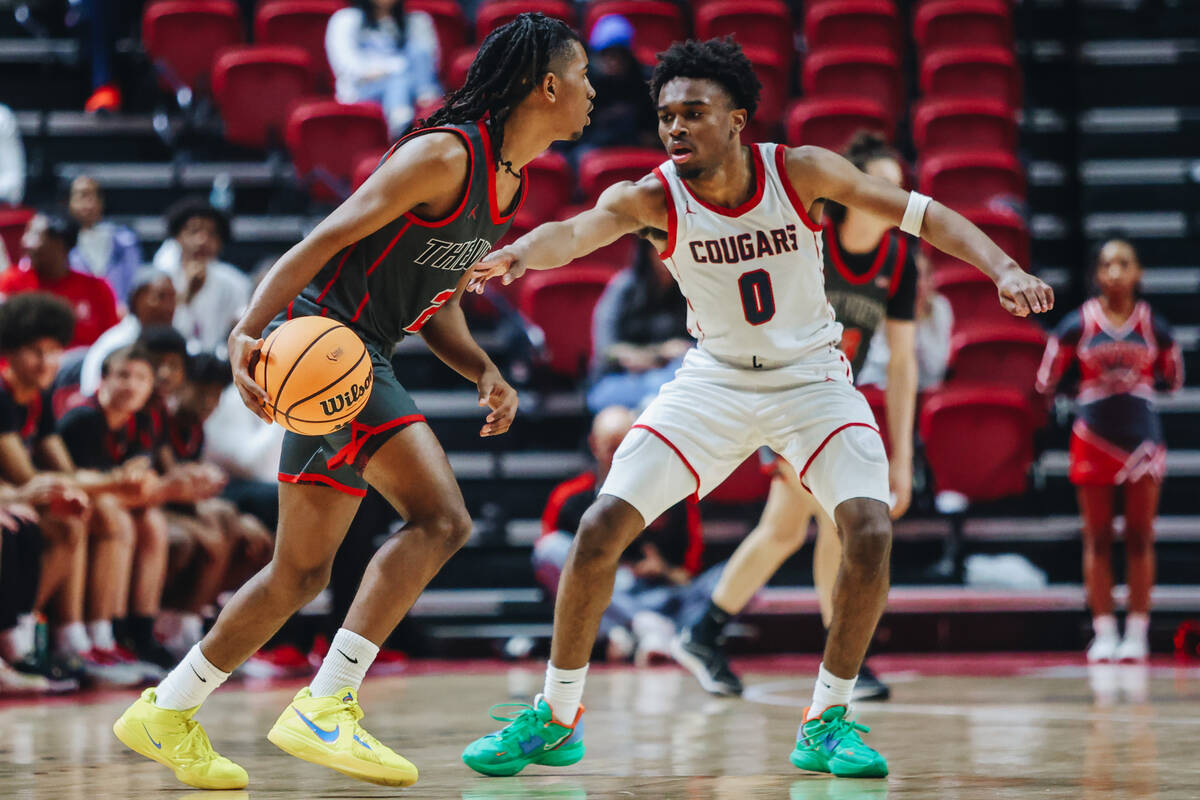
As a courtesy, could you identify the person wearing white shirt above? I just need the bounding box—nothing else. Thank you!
[0,103,24,209]
[68,175,143,304]
[154,199,251,353]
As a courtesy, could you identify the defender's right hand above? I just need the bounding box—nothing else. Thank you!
[467,248,525,294]
[228,330,273,423]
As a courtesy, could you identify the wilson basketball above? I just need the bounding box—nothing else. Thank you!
[253,316,374,435]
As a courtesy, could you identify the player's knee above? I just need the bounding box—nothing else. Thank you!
[1125,526,1155,553]
[272,559,332,603]
[93,499,135,548]
[838,501,891,571]
[573,502,632,567]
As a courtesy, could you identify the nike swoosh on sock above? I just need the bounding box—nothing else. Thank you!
[337,648,358,664]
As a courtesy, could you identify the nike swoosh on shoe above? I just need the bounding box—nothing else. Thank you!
[292,707,339,743]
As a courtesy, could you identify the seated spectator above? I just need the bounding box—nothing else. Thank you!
[534,406,723,663]
[326,0,441,136]
[0,102,23,209]
[575,15,658,152]
[68,175,143,304]
[80,267,177,398]
[587,241,692,413]
[153,198,250,352]
[0,498,55,693]
[0,213,120,348]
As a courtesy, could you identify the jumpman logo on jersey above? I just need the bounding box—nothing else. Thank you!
[684,202,696,215]
[468,203,479,220]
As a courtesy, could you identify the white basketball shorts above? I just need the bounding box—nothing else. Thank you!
[600,346,890,524]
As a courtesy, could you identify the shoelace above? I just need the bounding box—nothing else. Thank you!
[178,717,225,762]
[486,703,547,746]
[341,698,385,750]
[799,714,871,749]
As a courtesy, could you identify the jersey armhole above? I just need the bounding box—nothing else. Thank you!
[392,126,475,228]
[773,144,822,232]
[652,167,678,260]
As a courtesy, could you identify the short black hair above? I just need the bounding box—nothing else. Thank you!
[165,197,231,243]
[39,212,80,251]
[186,352,232,388]
[101,343,154,378]
[137,325,189,360]
[650,37,762,119]
[0,292,76,352]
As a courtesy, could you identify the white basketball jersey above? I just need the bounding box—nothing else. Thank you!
[653,143,842,368]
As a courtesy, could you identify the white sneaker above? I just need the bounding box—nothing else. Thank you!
[1115,633,1149,662]
[1087,633,1120,663]
[632,611,675,666]
[0,658,51,695]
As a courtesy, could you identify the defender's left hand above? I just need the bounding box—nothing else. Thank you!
[996,268,1054,317]
[477,368,518,437]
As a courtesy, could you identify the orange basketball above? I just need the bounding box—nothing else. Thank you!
[252,316,374,435]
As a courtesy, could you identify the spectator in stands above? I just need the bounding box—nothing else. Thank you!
[0,102,24,209]
[0,499,57,693]
[325,0,442,136]
[153,199,250,352]
[1036,238,1184,663]
[0,212,120,348]
[0,294,147,687]
[857,253,953,390]
[535,406,721,664]
[574,15,658,152]
[80,268,177,398]
[68,175,143,304]
[587,240,691,413]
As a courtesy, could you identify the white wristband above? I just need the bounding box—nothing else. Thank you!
[900,191,932,237]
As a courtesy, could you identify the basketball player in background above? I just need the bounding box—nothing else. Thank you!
[463,38,1052,779]
[114,13,594,790]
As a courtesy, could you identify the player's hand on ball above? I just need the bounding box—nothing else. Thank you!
[228,330,272,423]
[467,248,525,294]
[996,268,1054,317]
[477,367,518,437]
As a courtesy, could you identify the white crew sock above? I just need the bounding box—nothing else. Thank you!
[1093,614,1119,639]
[542,663,588,724]
[155,644,230,710]
[1124,612,1149,641]
[55,622,92,656]
[310,628,379,698]
[0,614,34,662]
[808,662,857,721]
[87,619,116,651]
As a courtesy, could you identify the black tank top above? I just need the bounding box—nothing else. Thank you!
[297,121,526,350]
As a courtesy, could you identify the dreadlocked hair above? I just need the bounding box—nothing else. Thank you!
[650,37,762,119]
[415,12,580,167]
[824,130,903,226]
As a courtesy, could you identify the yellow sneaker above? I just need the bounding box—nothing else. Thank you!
[112,688,249,789]
[266,686,418,787]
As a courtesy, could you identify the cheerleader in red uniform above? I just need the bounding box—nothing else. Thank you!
[1036,239,1184,662]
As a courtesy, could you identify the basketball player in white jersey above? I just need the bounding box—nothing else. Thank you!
[461,38,1053,779]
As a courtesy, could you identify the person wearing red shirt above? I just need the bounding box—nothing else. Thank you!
[0,212,120,348]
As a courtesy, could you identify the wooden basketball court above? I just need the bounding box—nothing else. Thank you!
[4,654,1198,799]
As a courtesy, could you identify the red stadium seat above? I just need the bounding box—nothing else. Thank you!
[802,46,904,121]
[0,207,35,263]
[740,46,790,131]
[946,320,1047,390]
[805,0,901,55]
[142,0,244,94]
[930,263,1012,327]
[446,47,478,90]
[475,0,576,41]
[212,46,315,150]
[914,0,1012,54]
[785,97,893,150]
[518,266,615,377]
[920,384,1034,501]
[912,97,1016,157]
[286,100,390,202]
[516,150,573,228]
[920,46,1021,109]
[406,0,469,77]
[577,147,664,202]
[694,0,794,68]
[584,1,687,66]
[350,148,389,192]
[705,455,771,505]
[924,207,1028,272]
[919,150,1024,212]
[856,384,891,457]
[254,0,344,91]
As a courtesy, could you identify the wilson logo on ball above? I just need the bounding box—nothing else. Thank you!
[319,371,373,417]
[326,346,343,362]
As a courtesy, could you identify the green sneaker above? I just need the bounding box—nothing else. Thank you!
[461,695,585,777]
[790,705,888,778]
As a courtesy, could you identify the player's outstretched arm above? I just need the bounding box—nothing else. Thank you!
[784,146,1054,318]
[468,177,666,293]
[227,133,472,419]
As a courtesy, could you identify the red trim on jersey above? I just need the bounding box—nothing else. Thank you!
[540,471,598,538]
[652,167,677,259]
[774,144,823,232]
[631,423,701,496]
[278,471,368,498]
[682,495,704,575]
[349,292,371,322]
[316,243,358,302]
[888,233,908,299]
[477,120,527,225]
[388,125,475,228]
[797,422,881,486]
[287,299,295,320]
[680,145,766,218]
[825,222,889,286]
[365,221,413,277]
[325,413,426,471]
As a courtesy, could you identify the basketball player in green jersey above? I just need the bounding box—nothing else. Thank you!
[113,13,594,789]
